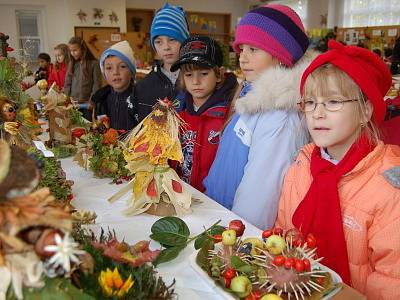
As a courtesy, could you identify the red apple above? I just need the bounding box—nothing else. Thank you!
[224,267,237,280]
[285,228,304,247]
[305,233,317,248]
[273,255,286,266]
[229,219,245,237]
[262,229,273,239]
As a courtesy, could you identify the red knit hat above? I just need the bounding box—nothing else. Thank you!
[300,40,392,123]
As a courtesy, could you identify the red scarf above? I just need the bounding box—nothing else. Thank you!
[292,135,374,285]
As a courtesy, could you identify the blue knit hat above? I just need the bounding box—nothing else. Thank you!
[150,3,190,49]
[100,41,136,76]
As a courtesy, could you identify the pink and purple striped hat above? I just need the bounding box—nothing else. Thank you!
[233,4,309,67]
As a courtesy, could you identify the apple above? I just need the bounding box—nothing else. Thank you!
[230,275,252,298]
[260,293,284,300]
[262,229,273,240]
[285,228,304,247]
[305,233,317,248]
[242,237,264,255]
[222,229,237,246]
[264,234,286,255]
[229,219,246,237]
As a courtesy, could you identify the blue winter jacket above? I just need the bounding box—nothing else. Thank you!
[204,51,316,229]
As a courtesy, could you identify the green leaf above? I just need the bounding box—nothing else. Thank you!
[196,239,215,270]
[154,245,185,266]
[209,225,226,235]
[194,234,209,250]
[150,217,190,246]
[7,277,95,300]
[230,256,253,273]
[194,224,225,250]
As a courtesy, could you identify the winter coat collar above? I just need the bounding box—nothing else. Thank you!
[235,50,319,115]
[299,141,400,179]
[184,73,238,116]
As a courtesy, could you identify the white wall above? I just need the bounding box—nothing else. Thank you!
[0,0,67,57]
[0,0,126,57]
[125,0,248,32]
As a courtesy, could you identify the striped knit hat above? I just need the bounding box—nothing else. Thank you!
[150,3,190,49]
[233,4,309,67]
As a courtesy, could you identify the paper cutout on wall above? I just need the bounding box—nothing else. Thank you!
[209,21,217,33]
[109,11,119,24]
[77,9,87,23]
[200,18,208,30]
[190,15,199,27]
[93,8,104,20]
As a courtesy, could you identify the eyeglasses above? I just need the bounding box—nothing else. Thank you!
[298,98,359,112]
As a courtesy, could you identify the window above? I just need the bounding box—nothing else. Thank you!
[268,0,308,26]
[16,10,42,60]
[343,0,400,27]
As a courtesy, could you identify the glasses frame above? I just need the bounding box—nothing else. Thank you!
[297,98,359,112]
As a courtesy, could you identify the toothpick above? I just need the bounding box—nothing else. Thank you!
[267,282,276,292]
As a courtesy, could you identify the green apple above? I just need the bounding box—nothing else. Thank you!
[222,229,237,246]
[242,237,264,255]
[230,275,252,298]
[264,234,286,255]
[260,293,284,300]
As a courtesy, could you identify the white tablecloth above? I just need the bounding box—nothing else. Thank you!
[61,158,261,300]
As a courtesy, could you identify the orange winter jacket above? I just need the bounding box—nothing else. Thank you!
[276,142,400,300]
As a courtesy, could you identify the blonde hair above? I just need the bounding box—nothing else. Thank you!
[302,63,380,144]
[178,64,224,91]
[54,43,70,71]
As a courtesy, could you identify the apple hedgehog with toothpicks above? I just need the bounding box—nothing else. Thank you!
[197,222,340,300]
[108,98,192,216]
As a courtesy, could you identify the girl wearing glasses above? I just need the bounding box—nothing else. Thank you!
[276,40,400,299]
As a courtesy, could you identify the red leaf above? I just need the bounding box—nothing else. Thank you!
[134,142,149,152]
[171,179,182,193]
[152,144,162,157]
[146,179,157,197]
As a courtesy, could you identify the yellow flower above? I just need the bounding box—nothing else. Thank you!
[98,267,134,298]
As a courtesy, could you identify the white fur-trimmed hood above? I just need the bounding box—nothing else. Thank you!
[235,50,319,115]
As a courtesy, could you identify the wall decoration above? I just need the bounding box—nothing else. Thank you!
[77,9,87,23]
[320,13,327,27]
[109,11,118,24]
[199,18,208,30]
[93,8,104,20]
[190,15,199,27]
[209,21,217,33]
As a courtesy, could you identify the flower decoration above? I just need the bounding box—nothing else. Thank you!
[109,11,119,23]
[98,267,134,298]
[44,232,85,273]
[77,9,87,22]
[93,8,104,20]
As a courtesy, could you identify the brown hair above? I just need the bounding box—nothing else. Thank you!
[54,43,70,71]
[178,64,225,91]
[302,63,380,144]
[67,37,95,78]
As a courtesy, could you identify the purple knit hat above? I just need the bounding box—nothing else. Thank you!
[233,4,309,67]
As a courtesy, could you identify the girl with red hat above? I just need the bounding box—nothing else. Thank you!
[276,40,400,299]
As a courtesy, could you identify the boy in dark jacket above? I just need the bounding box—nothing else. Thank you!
[170,36,238,192]
[132,3,190,122]
[91,41,136,131]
